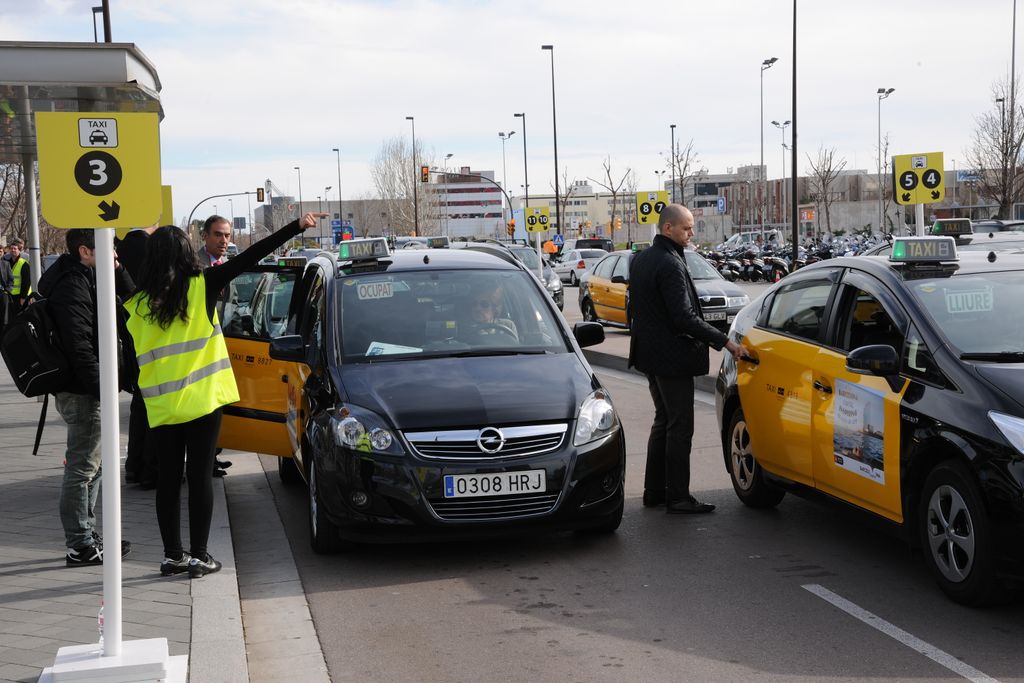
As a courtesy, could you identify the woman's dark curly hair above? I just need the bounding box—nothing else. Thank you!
[133,226,201,329]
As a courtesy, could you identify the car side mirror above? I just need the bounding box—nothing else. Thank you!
[573,321,605,348]
[610,275,627,284]
[846,344,904,392]
[269,334,306,362]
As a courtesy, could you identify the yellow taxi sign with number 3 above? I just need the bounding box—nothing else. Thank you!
[35,112,162,229]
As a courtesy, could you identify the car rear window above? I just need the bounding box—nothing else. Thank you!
[577,240,612,251]
[579,250,607,259]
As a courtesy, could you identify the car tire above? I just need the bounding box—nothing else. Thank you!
[569,271,578,287]
[727,407,785,508]
[279,455,302,486]
[308,457,345,554]
[581,298,598,323]
[918,460,1002,606]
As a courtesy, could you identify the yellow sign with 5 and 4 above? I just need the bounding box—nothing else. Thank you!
[524,206,551,233]
[35,112,162,229]
[636,191,669,224]
[893,151,945,206]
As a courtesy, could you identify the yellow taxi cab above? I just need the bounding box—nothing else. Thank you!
[716,236,1024,605]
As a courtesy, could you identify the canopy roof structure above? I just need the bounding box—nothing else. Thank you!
[0,40,163,164]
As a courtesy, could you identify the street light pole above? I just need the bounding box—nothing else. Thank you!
[760,57,778,233]
[323,187,331,246]
[670,124,676,203]
[293,166,303,221]
[332,147,344,232]
[541,45,561,234]
[514,113,529,210]
[444,153,453,237]
[877,87,894,232]
[772,119,790,224]
[406,116,419,236]
[499,131,515,225]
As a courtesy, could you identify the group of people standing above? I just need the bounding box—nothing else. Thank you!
[28,213,322,577]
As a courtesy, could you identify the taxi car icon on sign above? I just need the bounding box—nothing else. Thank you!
[88,130,108,145]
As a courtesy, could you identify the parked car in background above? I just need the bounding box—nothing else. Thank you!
[559,237,614,255]
[971,219,1024,233]
[552,248,608,286]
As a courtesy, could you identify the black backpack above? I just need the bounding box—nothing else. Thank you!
[0,296,71,397]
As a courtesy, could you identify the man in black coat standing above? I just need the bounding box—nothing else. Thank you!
[628,204,748,514]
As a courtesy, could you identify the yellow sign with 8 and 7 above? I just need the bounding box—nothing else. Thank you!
[524,206,551,233]
[35,112,162,229]
[635,191,669,224]
[892,151,945,206]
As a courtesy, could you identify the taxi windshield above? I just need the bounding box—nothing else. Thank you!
[337,269,568,361]
[908,271,1024,354]
[684,250,723,280]
[509,248,542,270]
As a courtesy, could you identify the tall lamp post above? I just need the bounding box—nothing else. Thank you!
[406,116,419,236]
[293,166,303,221]
[331,147,344,231]
[514,113,529,209]
[654,169,665,189]
[443,153,454,236]
[541,45,561,233]
[772,119,790,224]
[324,186,332,246]
[670,123,677,203]
[877,87,895,232]
[499,130,515,224]
[760,57,778,232]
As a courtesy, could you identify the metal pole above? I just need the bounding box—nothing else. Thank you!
[101,0,112,41]
[760,58,777,233]
[406,116,419,236]
[332,147,344,231]
[515,113,529,210]
[293,166,303,221]
[1011,0,1018,218]
[878,93,883,232]
[790,0,799,264]
[444,153,453,237]
[542,45,561,234]
[670,124,676,203]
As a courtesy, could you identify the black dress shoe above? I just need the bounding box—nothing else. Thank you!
[212,468,227,478]
[215,458,232,469]
[642,490,665,507]
[666,497,716,514]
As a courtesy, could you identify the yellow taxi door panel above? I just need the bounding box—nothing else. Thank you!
[737,326,817,486]
[809,350,906,522]
[590,256,617,319]
[217,266,305,458]
[607,256,630,325]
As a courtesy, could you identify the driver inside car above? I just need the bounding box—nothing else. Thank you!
[464,283,519,341]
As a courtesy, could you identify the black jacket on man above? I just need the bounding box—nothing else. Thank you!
[627,234,729,377]
[37,254,135,398]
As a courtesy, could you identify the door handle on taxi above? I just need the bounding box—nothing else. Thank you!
[281,374,288,384]
[813,380,833,394]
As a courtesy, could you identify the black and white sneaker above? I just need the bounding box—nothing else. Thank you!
[66,544,103,566]
[188,553,222,578]
[160,553,192,576]
[91,532,132,557]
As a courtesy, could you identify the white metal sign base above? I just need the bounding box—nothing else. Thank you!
[37,638,186,682]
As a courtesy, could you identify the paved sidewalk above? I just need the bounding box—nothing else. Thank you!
[0,365,245,682]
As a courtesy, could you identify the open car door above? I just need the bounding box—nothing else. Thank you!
[217,263,306,458]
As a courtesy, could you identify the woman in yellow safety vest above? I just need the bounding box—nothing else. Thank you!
[126,212,324,578]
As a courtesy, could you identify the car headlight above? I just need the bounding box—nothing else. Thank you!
[545,272,562,291]
[726,295,749,308]
[574,389,619,446]
[332,404,405,456]
[988,411,1024,458]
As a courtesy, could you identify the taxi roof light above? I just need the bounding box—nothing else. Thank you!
[889,236,958,264]
[338,237,391,262]
[929,218,973,238]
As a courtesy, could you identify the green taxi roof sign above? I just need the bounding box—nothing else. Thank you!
[890,236,958,263]
[277,256,307,267]
[339,237,390,261]
[929,218,972,237]
[425,236,450,249]
[631,241,651,252]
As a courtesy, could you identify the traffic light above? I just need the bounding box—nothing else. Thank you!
[614,216,622,230]
[506,219,516,237]
[256,187,265,202]
[420,165,430,183]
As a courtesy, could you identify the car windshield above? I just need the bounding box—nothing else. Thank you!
[684,250,723,280]
[509,248,541,270]
[579,249,606,259]
[337,269,568,361]
[908,271,1024,354]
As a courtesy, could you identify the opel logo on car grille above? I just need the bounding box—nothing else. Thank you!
[476,427,506,454]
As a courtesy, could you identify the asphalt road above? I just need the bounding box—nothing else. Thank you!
[250,279,1024,682]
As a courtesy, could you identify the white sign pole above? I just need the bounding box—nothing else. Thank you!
[535,231,544,280]
[95,227,123,656]
[915,203,926,237]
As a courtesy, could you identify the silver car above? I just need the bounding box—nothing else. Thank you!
[552,248,607,286]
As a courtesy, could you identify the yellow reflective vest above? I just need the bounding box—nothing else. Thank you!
[10,258,30,297]
[125,275,239,428]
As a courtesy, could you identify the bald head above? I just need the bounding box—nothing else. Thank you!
[657,204,695,249]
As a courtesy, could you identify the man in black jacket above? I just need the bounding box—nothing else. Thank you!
[628,204,748,514]
[38,229,134,565]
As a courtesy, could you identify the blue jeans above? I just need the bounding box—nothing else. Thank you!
[55,392,102,549]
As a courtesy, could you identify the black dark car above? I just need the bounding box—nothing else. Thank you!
[716,236,1024,605]
[217,238,624,551]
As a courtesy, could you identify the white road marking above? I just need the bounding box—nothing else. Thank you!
[595,368,716,405]
[802,584,1000,683]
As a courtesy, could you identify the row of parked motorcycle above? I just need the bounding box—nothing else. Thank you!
[698,235,885,282]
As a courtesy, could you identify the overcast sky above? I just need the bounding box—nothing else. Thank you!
[3,0,1020,227]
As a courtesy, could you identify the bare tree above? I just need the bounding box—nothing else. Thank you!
[964,77,1024,219]
[623,170,639,243]
[880,133,897,232]
[665,139,704,205]
[806,145,848,237]
[369,136,438,236]
[1,162,69,254]
[552,168,579,234]
[588,157,631,236]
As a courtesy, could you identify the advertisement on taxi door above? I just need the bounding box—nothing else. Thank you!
[833,380,886,484]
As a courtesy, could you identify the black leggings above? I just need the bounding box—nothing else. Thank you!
[153,409,222,558]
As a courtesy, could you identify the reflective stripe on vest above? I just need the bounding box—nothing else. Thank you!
[125,275,239,427]
[10,258,30,296]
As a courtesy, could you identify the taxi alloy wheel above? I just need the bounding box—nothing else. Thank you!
[919,461,999,605]
[308,457,344,554]
[727,408,784,508]
[569,271,578,286]
[581,298,597,323]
